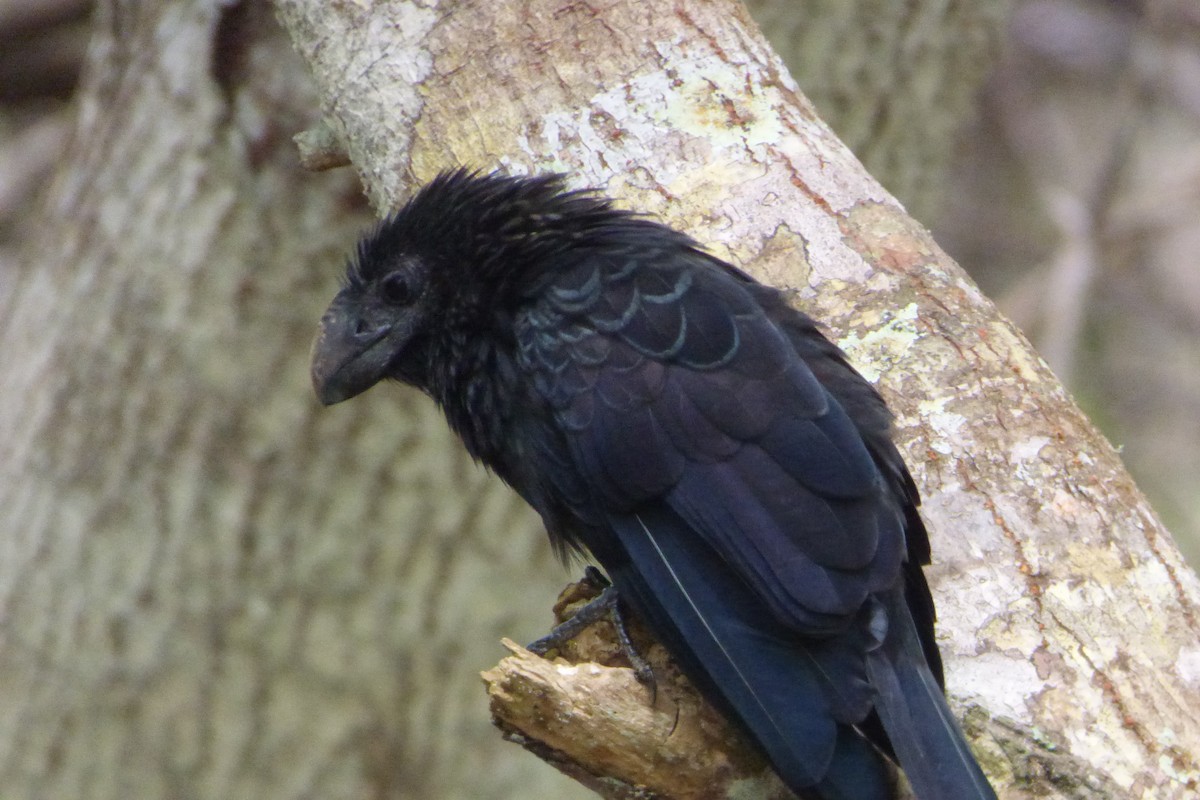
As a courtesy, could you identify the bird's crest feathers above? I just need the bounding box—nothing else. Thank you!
[346,169,670,297]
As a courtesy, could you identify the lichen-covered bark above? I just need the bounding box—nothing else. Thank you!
[275,0,1200,796]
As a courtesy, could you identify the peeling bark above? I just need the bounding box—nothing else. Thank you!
[483,579,882,800]
[483,582,795,800]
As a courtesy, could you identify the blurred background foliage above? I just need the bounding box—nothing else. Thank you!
[3,0,1197,564]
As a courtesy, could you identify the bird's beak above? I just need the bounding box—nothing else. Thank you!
[310,294,394,406]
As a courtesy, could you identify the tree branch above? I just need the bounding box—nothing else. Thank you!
[483,579,1131,799]
[275,0,1200,796]
[482,580,797,800]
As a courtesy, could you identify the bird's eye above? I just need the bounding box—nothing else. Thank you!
[380,272,415,306]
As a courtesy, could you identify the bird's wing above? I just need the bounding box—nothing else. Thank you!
[517,247,907,634]
[516,247,909,794]
[517,247,997,800]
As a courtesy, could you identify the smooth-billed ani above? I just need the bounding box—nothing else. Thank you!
[310,170,996,800]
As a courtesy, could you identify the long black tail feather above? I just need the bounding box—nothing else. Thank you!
[865,593,997,800]
[603,507,995,800]
[607,508,892,799]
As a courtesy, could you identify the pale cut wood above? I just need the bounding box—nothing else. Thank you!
[482,580,840,800]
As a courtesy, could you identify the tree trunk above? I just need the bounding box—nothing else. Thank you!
[744,0,1013,222]
[274,0,1200,797]
[0,2,577,798]
[1,1,1196,800]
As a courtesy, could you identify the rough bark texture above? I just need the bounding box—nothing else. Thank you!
[744,0,1012,222]
[2,1,1197,799]
[272,0,1200,797]
[483,580,800,800]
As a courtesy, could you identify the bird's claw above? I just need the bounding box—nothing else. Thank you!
[527,577,657,696]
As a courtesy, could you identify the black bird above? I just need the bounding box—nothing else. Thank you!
[311,170,996,800]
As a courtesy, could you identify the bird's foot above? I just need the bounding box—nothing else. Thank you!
[528,569,656,692]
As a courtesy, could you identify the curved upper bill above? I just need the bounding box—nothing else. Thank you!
[310,293,393,406]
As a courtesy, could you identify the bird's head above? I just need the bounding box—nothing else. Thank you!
[309,245,433,406]
[310,169,628,405]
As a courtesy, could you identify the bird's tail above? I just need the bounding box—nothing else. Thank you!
[608,508,893,800]
[865,593,997,800]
